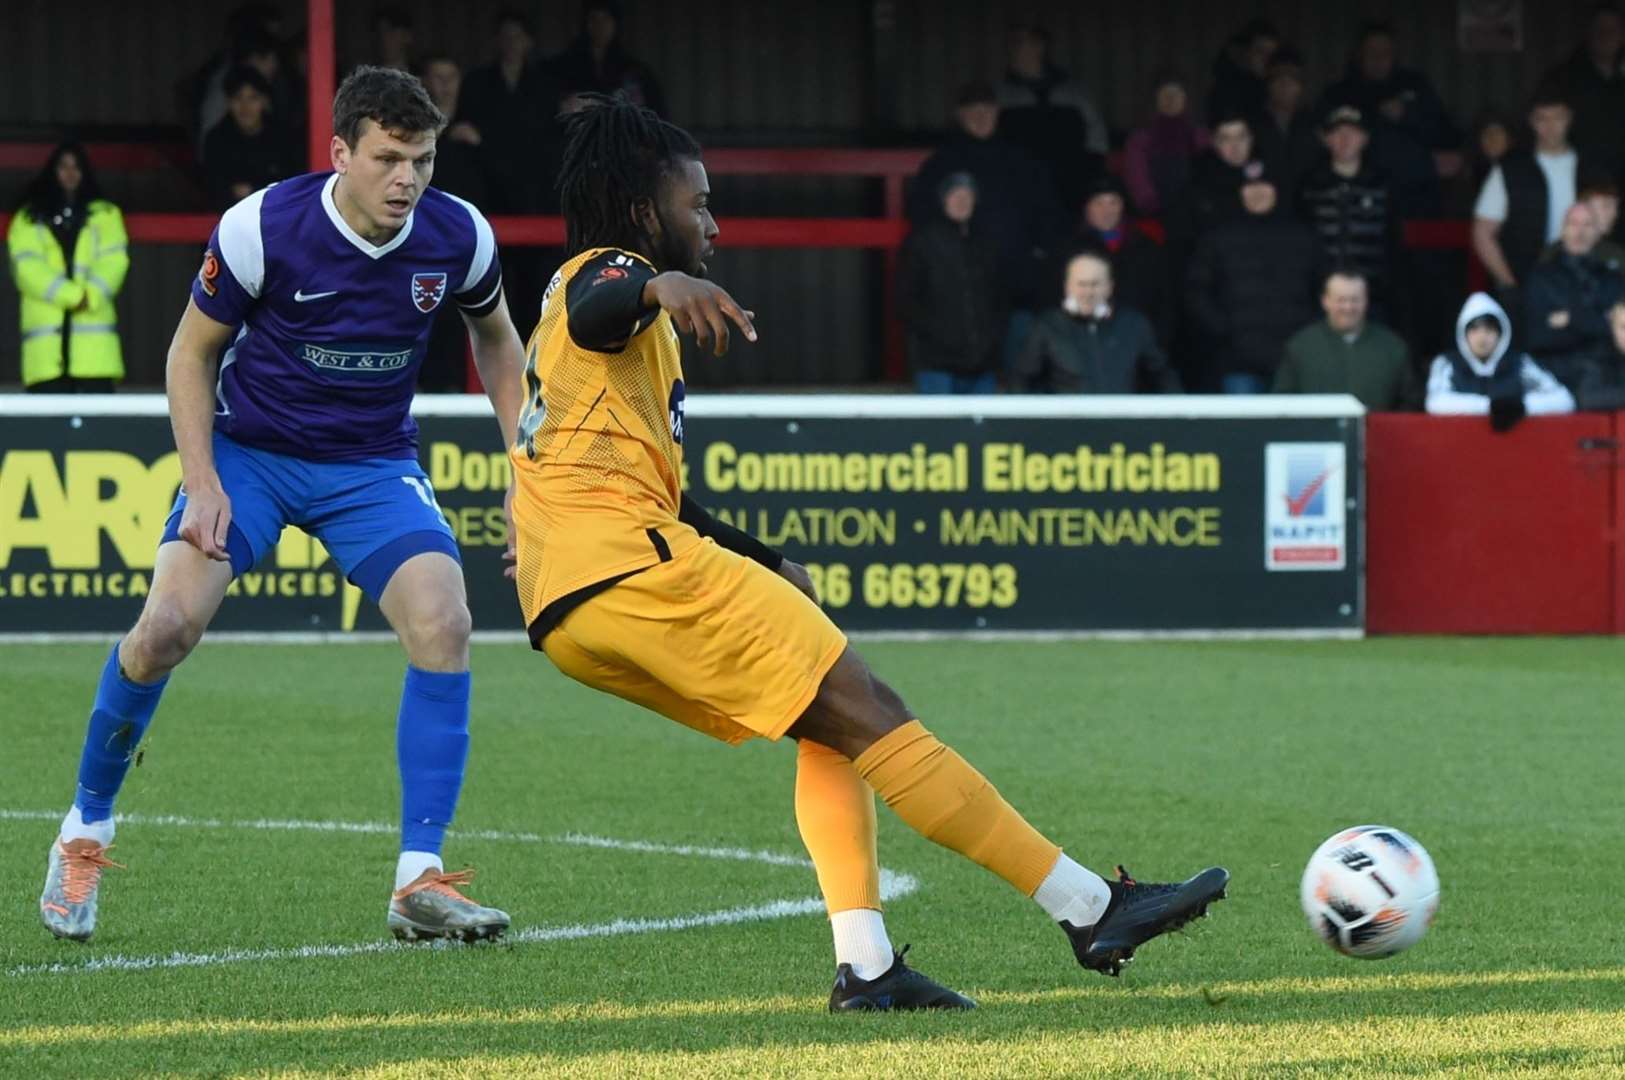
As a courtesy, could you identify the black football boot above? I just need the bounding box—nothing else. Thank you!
[828,945,977,1012]
[1062,864,1230,977]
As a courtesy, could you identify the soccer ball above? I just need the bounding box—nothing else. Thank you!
[1300,825,1439,958]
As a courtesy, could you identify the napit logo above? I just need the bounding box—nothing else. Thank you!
[1264,443,1346,571]
[1284,452,1333,517]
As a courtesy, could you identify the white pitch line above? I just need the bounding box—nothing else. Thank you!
[7,881,920,980]
[1,807,919,978]
[0,809,815,867]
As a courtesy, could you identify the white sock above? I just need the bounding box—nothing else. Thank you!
[1033,854,1112,928]
[395,850,443,891]
[830,908,894,981]
[60,806,114,846]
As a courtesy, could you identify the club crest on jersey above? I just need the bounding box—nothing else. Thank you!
[411,272,448,313]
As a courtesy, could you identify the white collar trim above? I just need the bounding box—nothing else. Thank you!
[322,173,414,259]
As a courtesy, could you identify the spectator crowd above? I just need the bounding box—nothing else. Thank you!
[899,9,1625,423]
[8,1,664,392]
[8,4,1625,421]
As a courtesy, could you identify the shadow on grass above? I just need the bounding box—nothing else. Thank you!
[1241,1045,1621,1078]
[10,967,1624,1078]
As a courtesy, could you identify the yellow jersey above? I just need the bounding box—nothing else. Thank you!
[510,247,698,635]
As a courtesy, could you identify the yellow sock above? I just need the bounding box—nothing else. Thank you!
[795,738,883,913]
[854,719,1061,896]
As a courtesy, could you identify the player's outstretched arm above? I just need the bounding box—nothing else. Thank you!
[165,298,239,561]
[644,273,756,357]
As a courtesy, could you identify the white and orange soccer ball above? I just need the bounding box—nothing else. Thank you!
[1300,825,1439,958]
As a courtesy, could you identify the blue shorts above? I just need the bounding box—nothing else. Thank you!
[161,433,460,602]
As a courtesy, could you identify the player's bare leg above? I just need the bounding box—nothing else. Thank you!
[789,646,1228,981]
[41,541,233,941]
[378,552,508,942]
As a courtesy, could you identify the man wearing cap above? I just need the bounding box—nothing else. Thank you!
[1187,162,1323,392]
[1297,106,1397,316]
[1319,21,1460,218]
[898,172,1005,394]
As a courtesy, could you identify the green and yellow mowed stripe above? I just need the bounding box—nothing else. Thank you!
[253,1009,1625,1080]
[7,968,1624,1048]
[8,971,1624,1079]
[15,1007,1625,1079]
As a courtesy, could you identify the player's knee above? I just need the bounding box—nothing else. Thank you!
[401,602,472,665]
[128,600,206,674]
[793,648,912,757]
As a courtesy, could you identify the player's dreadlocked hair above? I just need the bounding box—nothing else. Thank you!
[558,93,702,258]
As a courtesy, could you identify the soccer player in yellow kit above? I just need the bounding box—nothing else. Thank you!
[511,96,1228,1011]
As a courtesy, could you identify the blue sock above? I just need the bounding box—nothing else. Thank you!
[397,666,471,857]
[74,642,169,823]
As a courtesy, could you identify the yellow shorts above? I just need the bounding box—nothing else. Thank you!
[542,538,849,745]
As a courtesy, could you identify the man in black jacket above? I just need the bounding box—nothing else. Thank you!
[909,82,1062,313]
[996,24,1109,214]
[899,174,1005,393]
[1472,91,1583,315]
[1187,166,1323,392]
[1319,22,1459,218]
[1252,48,1320,207]
[1524,202,1623,390]
[1297,107,1397,316]
[1175,114,1257,245]
[1012,251,1178,394]
[1580,299,1625,408]
[202,66,297,210]
[1537,5,1625,187]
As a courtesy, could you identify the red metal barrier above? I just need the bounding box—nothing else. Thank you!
[1367,412,1623,634]
[0,212,904,249]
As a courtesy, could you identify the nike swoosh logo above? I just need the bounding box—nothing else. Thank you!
[294,289,338,302]
[1286,468,1334,517]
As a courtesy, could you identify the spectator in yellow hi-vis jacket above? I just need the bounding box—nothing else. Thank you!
[7,142,129,391]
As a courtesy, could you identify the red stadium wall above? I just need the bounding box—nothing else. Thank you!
[1366,413,1625,635]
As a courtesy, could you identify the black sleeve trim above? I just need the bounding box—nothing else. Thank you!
[566,250,659,352]
[456,273,505,318]
[679,494,783,571]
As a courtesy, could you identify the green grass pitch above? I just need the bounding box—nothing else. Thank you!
[3,638,1623,1078]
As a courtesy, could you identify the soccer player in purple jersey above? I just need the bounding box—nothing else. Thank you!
[39,68,527,944]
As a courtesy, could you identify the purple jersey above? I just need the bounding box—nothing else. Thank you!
[191,172,503,461]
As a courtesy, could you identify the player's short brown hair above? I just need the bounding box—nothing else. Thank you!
[332,65,444,147]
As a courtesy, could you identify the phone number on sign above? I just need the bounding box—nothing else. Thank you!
[802,563,1018,609]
